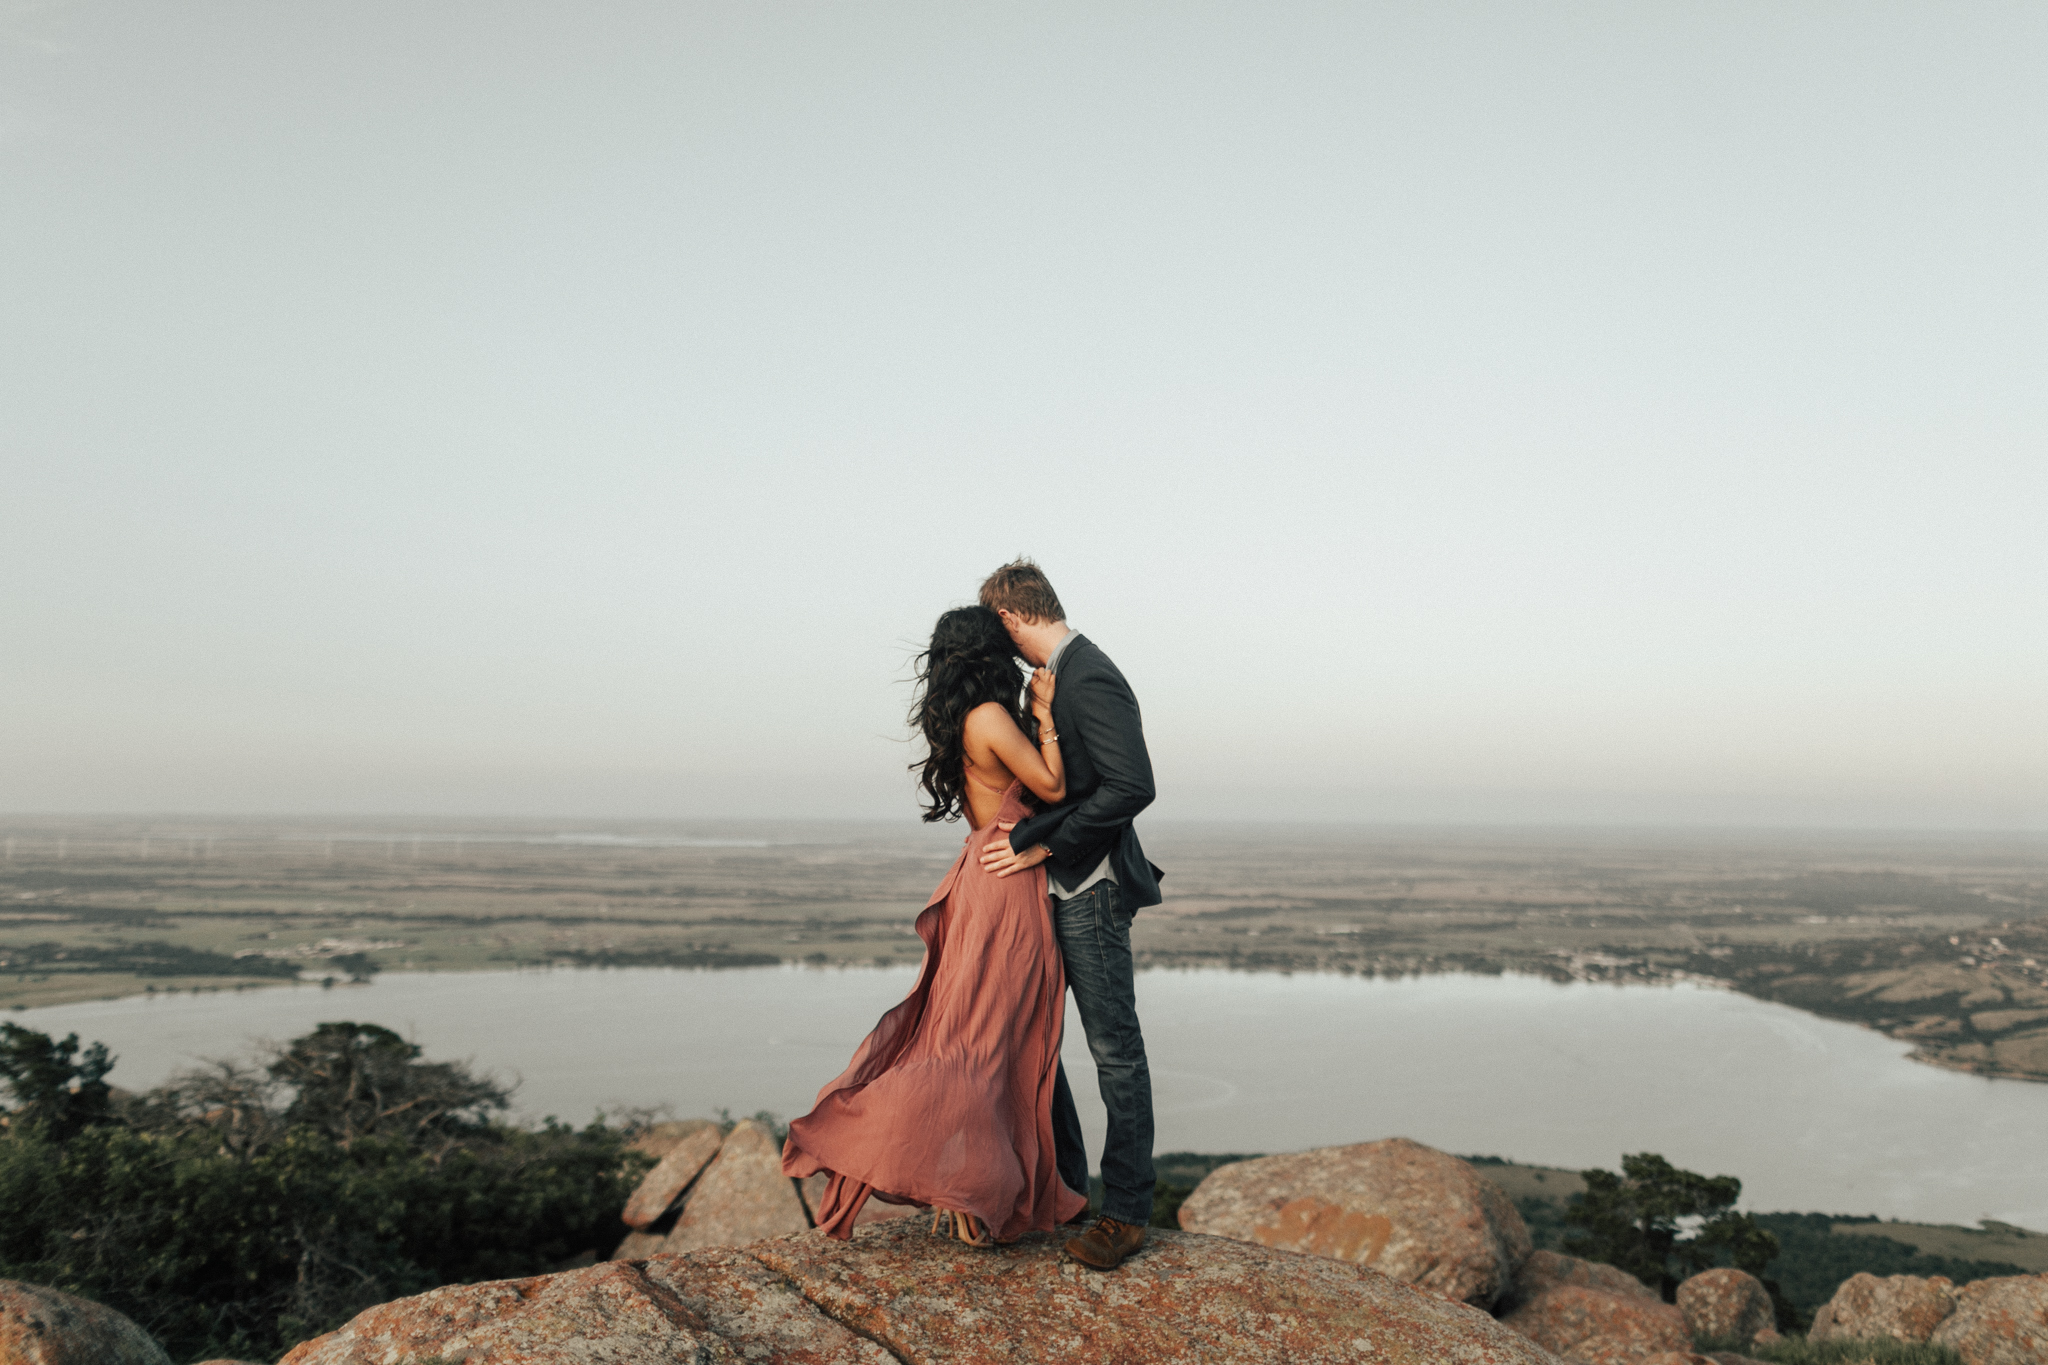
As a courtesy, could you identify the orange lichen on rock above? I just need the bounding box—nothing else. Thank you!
[1808,1271,1958,1344]
[1929,1273,2048,1365]
[0,1281,172,1365]
[1506,1250,1658,1311]
[283,1220,1562,1365]
[1676,1267,1776,1349]
[1253,1198,1395,1262]
[1176,1136,1533,1309]
[280,1252,893,1365]
[1500,1282,1690,1364]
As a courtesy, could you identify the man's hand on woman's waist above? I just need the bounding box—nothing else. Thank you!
[980,821,1051,879]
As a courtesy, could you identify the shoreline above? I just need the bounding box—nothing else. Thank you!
[7,819,2043,1080]
[19,961,2048,1229]
[13,957,2047,1089]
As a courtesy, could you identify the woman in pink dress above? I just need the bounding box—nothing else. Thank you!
[782,606,1090,1244]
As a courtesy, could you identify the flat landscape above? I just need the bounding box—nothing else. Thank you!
[4,816,2045,1080]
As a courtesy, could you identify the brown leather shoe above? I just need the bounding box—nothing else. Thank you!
[1064,1215,1146,1270]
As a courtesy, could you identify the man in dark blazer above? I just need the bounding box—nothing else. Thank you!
[976,559,1162,1271]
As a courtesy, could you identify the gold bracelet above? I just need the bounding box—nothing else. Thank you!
[1039,730,1058,744]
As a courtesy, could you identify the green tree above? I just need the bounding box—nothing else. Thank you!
[0,1022,116,1140]
[267,1021,509,1150]
[133,1058,281,1162]
[1564,1153,1782,1302]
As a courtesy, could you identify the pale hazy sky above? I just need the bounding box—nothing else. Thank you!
[3,2,2043,827]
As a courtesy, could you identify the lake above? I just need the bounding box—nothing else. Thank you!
[19,966,2048,1230]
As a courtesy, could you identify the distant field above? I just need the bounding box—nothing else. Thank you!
[1832,1218,2048,1273]
[3,816,2044,1079]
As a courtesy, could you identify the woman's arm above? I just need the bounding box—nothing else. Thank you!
[965,676,1065,804]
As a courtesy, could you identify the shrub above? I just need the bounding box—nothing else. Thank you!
[1563,1152,1798,1329]
[1563,1153,1780,1294]
[0,1021,650,1364]
[267,1021,509,1149]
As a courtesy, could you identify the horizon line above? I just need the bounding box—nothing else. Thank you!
[2,810,2044,839]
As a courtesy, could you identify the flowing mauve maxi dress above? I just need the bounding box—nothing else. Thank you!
[781,777,1089,1241]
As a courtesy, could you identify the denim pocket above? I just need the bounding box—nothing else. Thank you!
[1094,887,1132,953]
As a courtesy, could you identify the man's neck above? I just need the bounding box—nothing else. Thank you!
[1022,621,1072,668]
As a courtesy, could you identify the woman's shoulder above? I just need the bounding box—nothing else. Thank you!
[963,700,1016,731]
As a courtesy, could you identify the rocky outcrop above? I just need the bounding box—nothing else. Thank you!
[608,1119,818,1259]
[1930,1273,2048,1365]
[279,1248,891,1365]
[0,1280,172,1365]
[621,1121,726,1227]
[1176,1137,1533,1309]
[1500,1282,1690,1364]
[1507,1250,1658,1310]
[611,1229,670,1259]
[1675,1268,1774,1349]
[1807,1271,1958,1343]
[1643,1355,1773,1365]
[660,1118,811,1251]
[283,1219,1562,1365]
[613,1118,920,1260]
[626,1116,722,1160]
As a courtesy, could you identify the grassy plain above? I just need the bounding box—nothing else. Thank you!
[1829,1217,2048,1272]
[3,817,2044,1081]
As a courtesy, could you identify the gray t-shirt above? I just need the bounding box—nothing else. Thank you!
[1041,629,1116,901]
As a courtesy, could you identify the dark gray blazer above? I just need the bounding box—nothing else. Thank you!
[1008,634,1164,909]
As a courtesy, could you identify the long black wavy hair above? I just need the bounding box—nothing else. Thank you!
[909,605,1030,823]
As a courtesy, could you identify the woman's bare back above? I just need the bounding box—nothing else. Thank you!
[962,703,1022,831]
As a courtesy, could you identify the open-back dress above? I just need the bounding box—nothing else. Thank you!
[781,775,1088,1240]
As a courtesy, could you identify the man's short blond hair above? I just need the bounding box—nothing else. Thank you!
[977,558,1066,624]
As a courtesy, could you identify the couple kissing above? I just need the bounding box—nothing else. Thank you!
[781,559,1163,1272]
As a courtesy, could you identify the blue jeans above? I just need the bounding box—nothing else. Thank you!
[1049,879,1156,1225]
